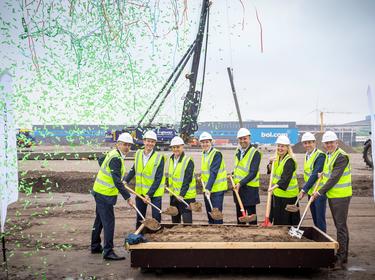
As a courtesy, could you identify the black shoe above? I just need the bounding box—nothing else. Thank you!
[91,248,103,254]
[332,259,345,271]
[103,252,125,261]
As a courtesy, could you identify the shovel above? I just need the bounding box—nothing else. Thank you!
[130,203,161,231]
[228,175,256,223]
[124,184,179,216]
[260,161,275,227]
[165,186,202,212]
[289,177,322,239]
[285,196,301,213]
[200,178,223,221]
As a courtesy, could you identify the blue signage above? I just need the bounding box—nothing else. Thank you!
[195,128,299,144]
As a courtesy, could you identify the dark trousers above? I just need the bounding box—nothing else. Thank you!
[170,196,193,224]
[270,195,301,226]
[308,194,327,232]
[329,196,351,262]
[204,191,224,224]
[91,194,116,257]
[235,204,257,225]
[135,196,162,228]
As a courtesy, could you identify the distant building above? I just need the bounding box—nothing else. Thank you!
[297,117,371,146]
[196,121,299,144]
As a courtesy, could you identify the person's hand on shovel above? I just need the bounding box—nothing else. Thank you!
[127,198,135,207]
[233,183,241,191]
[311,191,321,202]
[269,156,277,163]
[204,189,211,197]
[143,195,151,204]
[298,190,306,200]
[268,184,278,192]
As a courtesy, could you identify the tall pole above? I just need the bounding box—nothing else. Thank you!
[227,67,243,128]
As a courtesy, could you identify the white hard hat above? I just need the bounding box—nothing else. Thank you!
[117,132,133,144]
[301,132,316,142]
[170,136,184,146]
[322,131,338,143]
[143,130,157,141]
[237,128,251,138]
[275,135,291,145]
[199,132,213,141]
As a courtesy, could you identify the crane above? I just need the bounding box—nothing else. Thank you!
[318,111,356,133]
[136,0,211,143]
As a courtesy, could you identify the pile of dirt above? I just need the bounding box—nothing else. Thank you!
[293,132,355,153]
[19,171,373,197]
[144,225,313,242]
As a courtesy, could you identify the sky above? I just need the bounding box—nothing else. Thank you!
[190,0,374,125]
[1,0,374,126]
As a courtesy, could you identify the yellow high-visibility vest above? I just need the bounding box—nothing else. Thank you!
[168,155,196,199]
[272,154,299,198]
[304,149,325,195]
[93,149,125,196]
[134,149,165,197]
[321,148,352,199]
[233,146,261,187]
[201,148,228,193]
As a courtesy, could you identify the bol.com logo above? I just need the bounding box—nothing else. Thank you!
[261,132,288,138]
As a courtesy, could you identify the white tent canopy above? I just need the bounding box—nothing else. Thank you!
[0,70,19,233]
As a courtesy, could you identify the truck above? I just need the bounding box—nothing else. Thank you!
[104,125,177,150]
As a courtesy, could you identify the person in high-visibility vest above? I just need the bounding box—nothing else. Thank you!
[297,132,327,232]
[233,128,261,224]
[268,135,300,225]
[91,133,134,261]
[311,131,352,270]
[124,130,165,228]
[167,136,196,223]
[199,132,228,224]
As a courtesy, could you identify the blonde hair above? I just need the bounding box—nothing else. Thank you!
[287,145,295,159]
[276,144,295,159]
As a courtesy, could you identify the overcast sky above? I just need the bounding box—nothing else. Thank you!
[159,0,374,125]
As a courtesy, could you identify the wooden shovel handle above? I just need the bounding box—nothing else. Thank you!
[304,177,323,211]
[265,161,275,219]
[124,184,144,200]
[200,177,206,192]
[200,178,213,210]
[124,184,162,212]
[229,175,245,212]
[165,186,190,208]
[134,224,145,235]
[297,177,323,229]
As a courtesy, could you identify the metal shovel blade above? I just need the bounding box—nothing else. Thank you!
[285,204,300,213]
[142,218,161,231]
[189,201,202,212]
[209,208,223,220]
[162,206,179,216]
[239,214,257,223]
[289,226,304,239]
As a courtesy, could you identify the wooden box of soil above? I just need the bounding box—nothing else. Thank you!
[127,224,338,269]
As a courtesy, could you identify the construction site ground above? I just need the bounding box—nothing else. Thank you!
[2,147,374,279]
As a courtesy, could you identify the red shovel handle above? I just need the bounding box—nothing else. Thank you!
[229,176,246,216]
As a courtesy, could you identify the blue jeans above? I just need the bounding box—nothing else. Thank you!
[204,191,225,224]
[309,194,327,232]
[135,196,162,228]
